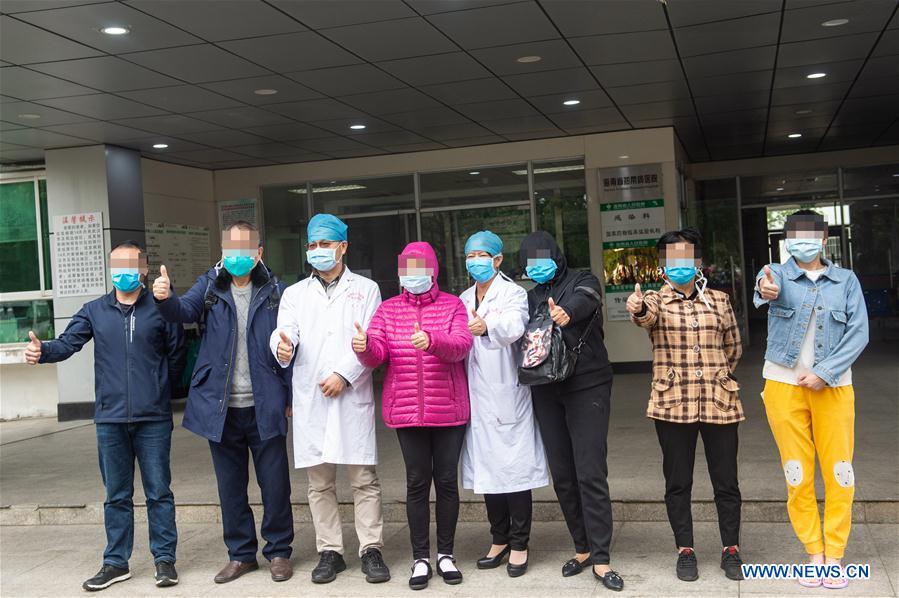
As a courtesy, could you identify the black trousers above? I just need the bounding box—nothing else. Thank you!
[485,490,533,551]
[396,425,467,559]
[532,381,613,565]
[654,419,741,549]
[208,407,294,563]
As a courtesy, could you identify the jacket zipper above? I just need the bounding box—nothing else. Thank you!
[124,307,132,422]
[416,301,424,425]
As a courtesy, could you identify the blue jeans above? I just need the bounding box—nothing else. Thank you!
[96,420,177,568]
[208,407,293,562]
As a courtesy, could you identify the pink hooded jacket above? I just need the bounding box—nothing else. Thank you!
[357,242,473,428]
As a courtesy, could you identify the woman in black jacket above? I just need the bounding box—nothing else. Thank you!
[518,231,622,592]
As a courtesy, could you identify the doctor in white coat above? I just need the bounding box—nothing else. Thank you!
[270,214,391,585]
[459,230,549,578]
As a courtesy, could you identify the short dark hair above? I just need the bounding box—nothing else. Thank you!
[226,220,262,245]
[656,227,703,260]
[784,209,828,233]
[111,239,143,254]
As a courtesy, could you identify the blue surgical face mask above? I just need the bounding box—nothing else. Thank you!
[466,257,496,283]
[400,275,433,295]
[664,258,698,285]
[785,238,823,264]
[306,246,338,272]
[223,251,256,277]
[111,268,141,292]
[526,258,557,284]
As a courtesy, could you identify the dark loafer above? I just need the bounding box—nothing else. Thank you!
[409,559,432,590]
[562,558,586,577]
[477,545,511,569]
[214,560,258,584]
[436,555,463,585]
[593,568,624,592]
[270,557,292,582]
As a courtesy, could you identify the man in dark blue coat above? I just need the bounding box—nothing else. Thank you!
[153,220,294,584]
[25,240,185,592]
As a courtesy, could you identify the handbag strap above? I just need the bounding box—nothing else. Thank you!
[570,286,602,354]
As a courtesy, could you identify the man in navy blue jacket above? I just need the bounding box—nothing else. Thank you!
[25,240,185,592]
[153,221,294,584]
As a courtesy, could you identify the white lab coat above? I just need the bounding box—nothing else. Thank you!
[270,267,381,468]
[460,272,549,494]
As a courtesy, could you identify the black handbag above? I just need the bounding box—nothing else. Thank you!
[518,288,601,386]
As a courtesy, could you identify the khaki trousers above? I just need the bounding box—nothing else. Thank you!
[306,463,384,556]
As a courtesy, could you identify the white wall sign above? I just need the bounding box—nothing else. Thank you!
[146,222,211,290]
[599,164,665,321]
[52,211,106,298]
[218,198,258,232]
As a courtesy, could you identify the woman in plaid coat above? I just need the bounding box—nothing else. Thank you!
[627,227,745,584]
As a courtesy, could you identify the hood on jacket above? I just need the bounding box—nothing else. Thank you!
[519,231,567,283]
[400,241,439,279]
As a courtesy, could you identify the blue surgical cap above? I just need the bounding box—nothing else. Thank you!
[307,213,348,243]
[464,230,503,256]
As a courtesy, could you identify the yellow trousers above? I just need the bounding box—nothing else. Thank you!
[762,380,855,559]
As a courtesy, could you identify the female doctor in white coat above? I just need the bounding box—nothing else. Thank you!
[271,214,391,585]
[460,230,549,578]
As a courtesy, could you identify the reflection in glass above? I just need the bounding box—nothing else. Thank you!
[312,176,414,215]
[842,164,899,198]
[847,197,899,322]
[534,160,589,269]
[0,181,41,293]
[420,165,527,208]
[344,214,416,300]
[0,299,54,343]
[261,184,307,284]
[740,170,838,206]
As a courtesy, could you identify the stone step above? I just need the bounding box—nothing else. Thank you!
[2,499,896,526]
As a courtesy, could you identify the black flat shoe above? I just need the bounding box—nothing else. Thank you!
[436,555,463,585]
[507,558,529,578]
[477,545,511,569]
[409,559,432,591]
[562,558,587,577]
[593,568,624,592]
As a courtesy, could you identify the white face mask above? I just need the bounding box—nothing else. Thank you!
[399,275,433,295]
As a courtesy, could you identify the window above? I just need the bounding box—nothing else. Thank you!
[419,165,527,208]
[842,163,899,198]
[312,175,414,215]
[261,183,308,284]
[0,175,53,343]
[534,160,589,270]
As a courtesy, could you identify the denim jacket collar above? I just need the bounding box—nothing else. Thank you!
[782,256,848,283]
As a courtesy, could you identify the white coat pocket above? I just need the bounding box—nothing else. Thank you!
[487,382,523,425]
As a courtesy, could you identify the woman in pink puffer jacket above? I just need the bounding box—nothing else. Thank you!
[354,241,473,589]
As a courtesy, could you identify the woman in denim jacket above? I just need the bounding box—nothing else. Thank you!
[754,210,868,590]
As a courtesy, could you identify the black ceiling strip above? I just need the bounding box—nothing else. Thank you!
[814,0,899,153]
[760,1,786,157]
[659,1,709,162]
[871,114,899,146]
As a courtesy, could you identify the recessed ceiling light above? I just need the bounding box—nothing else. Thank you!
[618,155,629,159]
[788,133,802,138]
[253,88,278,95]
[516,55,542,63]
[152,143,168,149]
[17,113,40,119]
[100,26,130,35]
[563,99,580,106]
[776,187,784,191]
[795,109,813,115]
[807,72,827,79]
[469,171,480,175]
[821,18,849,27]
[349,124,366,130]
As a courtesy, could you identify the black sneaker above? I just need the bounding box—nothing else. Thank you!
[155,561,178,587]
[82,564,131,592]
[677,548,699,582]
[720,546,743,580]
[360,547,391,583]
[311,550,346,584]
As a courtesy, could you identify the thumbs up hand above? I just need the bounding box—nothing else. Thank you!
[758,265,780,301]
[352,321,367,353]
[626,283,645,315]
[548,297,571,327]
[153,264,171,301]
[468,307,486,337]
[411,322,430,350]
[24,330,41,365]
[276,330,294,363]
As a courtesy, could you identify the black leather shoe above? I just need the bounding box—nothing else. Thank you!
[562,558,586,577]
[477,545,511,569]
[593,568,624,592]
[409,559,432,590]
[311,550,346,584]
[507,556,529,578]
[436,555,463,585]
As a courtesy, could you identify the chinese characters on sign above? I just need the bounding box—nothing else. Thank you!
[145,222,211,290]
[218,198,258,231]
[599,164,665,321]
[52,211,106,298]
